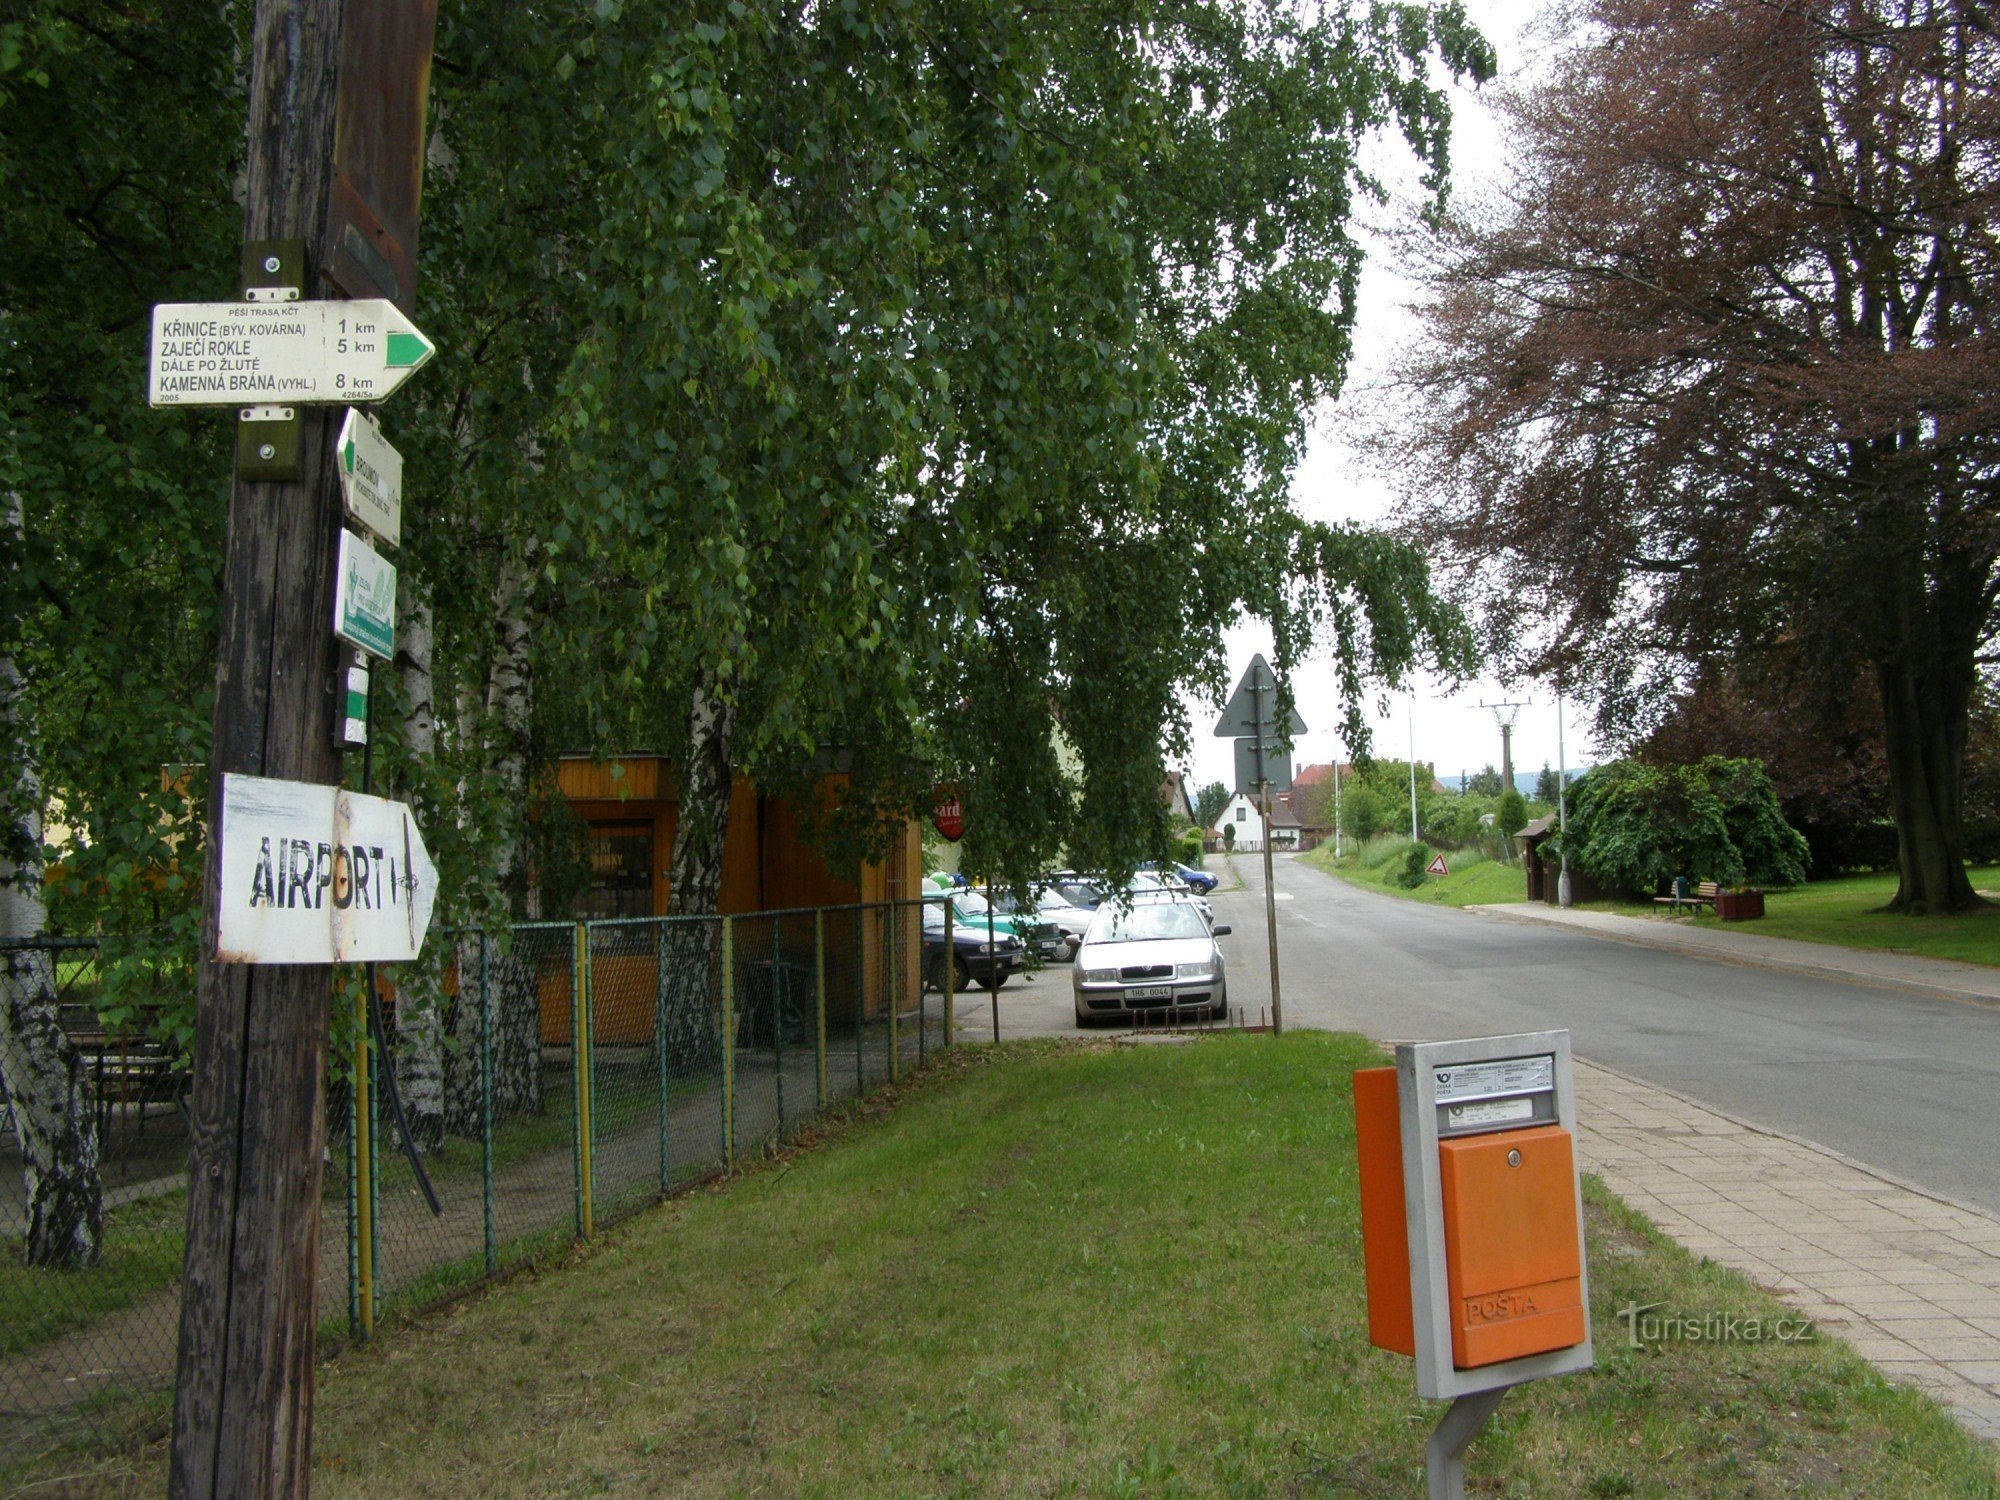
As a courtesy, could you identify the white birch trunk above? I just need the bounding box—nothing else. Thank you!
[392,592,445,1151]
[1,493,102,1266]
[464,550,541,1122]
[661,666,739,1072]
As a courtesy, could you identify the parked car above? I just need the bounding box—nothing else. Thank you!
[1072,895,1231,1025]
[982,885,1090,961]
[1043,871,1109,911]
[921,899,1024,991]
[941,887,1063,962]
[1126,870,1213,925]
[1171,860,1219,895]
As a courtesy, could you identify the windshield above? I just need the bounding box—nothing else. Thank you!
[953,891,992,917]
[1087,902,1208,943]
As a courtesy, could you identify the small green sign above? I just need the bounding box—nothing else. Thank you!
[333,530,396,660]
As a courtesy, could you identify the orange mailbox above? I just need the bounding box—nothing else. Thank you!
[1354,1030,1593,1401]
[1437,1124,1587,1367]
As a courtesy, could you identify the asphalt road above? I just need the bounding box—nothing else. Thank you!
[1199,852,2000,1218]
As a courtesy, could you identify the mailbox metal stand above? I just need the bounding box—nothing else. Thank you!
[1357,1029,1595,1498]
[1425,1385,1510,1500]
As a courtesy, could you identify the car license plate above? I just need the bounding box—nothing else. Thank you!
[1126,986,1172,1001]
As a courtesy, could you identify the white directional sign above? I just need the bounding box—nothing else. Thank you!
[336,408,402,546]
[148,298,436,407]
[214,774,438,964]
[334,529,397,660]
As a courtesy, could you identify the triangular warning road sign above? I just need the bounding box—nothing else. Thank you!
[1213,654,1308,738]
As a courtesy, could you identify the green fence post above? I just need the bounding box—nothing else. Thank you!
[722,915,736,1172]
[814,910,827,1110]
[889,902,901,1084]
[771,915,785,1137]
[576,922,595,1238]
[346,975,360,1338]
[854,905,865,1093]
[656,920,670,1196]
[366,979,380,1329]
[571,923,584,1238]
[479,932,495,1276]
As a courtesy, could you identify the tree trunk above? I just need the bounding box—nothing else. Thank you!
[467,552,542,1118]
[392,593,445,1151]
[1,492,102,1268]
[1876,653,1980,913]
[662,667,738,1072]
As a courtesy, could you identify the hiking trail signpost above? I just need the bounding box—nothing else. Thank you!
[1215,653,1305,1034]
[148,297,434,407]
[157,4,440,1492]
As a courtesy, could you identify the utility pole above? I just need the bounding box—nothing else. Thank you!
[168,4,438,1492]
[1557,688,1573,908]
[1478,698,1532,795]
[1407,693,1419,840]
[169,8,347,1493]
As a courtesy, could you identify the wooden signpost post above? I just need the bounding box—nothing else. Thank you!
[166,3,437,1494]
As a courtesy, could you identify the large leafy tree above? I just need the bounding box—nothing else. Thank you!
[1384,0,2000,912]
[552,1,1489,923]
[1,4,241,1264]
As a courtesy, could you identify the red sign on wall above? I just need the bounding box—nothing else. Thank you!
[933,791,965,842]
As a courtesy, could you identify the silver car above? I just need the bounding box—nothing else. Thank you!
[1072,897,1231,1025]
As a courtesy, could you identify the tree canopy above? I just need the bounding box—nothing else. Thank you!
[1382,0,2000,912]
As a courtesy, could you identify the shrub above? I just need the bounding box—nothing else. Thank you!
[1341,784,1386,843]
[1172,827,1204,867]
[1496,789,1529,838]
[1398,843,1433,888]
[1566,757,1809,895]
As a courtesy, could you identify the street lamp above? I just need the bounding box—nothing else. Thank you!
[1557,687,1573,908]
[1407,691,1420,841]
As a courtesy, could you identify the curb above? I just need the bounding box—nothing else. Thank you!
[1468,903,2000,1016]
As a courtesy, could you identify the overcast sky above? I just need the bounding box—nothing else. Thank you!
[1178,1,1582,796]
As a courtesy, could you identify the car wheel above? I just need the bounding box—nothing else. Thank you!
[951,956,973,992]
[993,971,1009,989]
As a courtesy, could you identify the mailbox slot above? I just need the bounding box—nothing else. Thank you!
[1438,1124,1586,1367]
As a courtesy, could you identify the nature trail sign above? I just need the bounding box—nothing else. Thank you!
[334,529,397,659]
[337,407,403,545]
[214,774,437,965]
[148,297,434,407]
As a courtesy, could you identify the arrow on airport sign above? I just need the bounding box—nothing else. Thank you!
[336,408,402,546]
[148,298,436,407]
[214,774,438,964]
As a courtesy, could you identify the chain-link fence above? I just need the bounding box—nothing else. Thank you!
[1,897,952,1468]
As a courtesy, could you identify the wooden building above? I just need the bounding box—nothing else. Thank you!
[543,756,923,1044]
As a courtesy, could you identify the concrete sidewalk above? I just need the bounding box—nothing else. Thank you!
[1471,900,2000,1010]
[1573,1058,2000,1443]
[1399,902,2000,1443]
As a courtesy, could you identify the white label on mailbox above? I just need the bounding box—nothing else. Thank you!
[1446,1097,1536,1130]
[1433,1054,1554,1104]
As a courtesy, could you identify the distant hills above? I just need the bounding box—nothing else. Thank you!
[1440,769,1592,797]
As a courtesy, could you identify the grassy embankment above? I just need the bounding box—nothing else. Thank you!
[1584,867,2000,969]
[27,1032,1996,1497]
[1306,833,1528,908]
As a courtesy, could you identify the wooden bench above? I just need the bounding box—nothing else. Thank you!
[1653,878,1718,912]
[59,1005,187,1141]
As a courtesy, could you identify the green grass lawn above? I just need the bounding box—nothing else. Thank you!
[35,1033,1994,1497]
[1305,838,1529,909]
[1589,866,2000,968]
[0,1190,186,1360]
